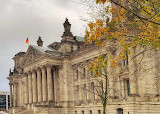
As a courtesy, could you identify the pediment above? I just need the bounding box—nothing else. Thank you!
[21,46,44,66]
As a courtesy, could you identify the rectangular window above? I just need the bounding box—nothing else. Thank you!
[117,108,123,114]
[126,79,130,96]
[75,111,77,114]
[76,70,78,79]
[89,110,92,114]
[98,110,101,114]
[83,68,86,77]
[82,110,84,114]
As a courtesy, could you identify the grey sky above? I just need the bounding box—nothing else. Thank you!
[0,0,88,92]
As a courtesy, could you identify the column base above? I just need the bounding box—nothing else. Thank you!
[46,101,55,105]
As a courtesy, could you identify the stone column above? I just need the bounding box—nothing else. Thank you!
[87,83,91,101]
[53,68,57,102]
[41,66,47,102]
[109,76,114,98]
[95,81,99,100]
[20,81,24,106]
[25,75,29,104]
[130,47,138,96]
[9,83,13,108]
[37,68,42,103]
[121,79,125,98]
[130,78,137,96]
[32,70,38,103]
[13,83,17,107]
[28,72,33,103]
[46,65,54,101]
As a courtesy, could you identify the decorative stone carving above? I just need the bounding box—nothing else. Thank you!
[37,36,43,46]
[62,18,73,37]
[22,46,43,66]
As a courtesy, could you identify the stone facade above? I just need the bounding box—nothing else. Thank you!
[7,18,160,114]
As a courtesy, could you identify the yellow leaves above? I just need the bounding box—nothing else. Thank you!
[111,57,118,68]
[88,22,95,31]
[137,21,160,48]
[85,19,107,46]
[96,0,107,4]
[88,55,108,77]
[85,0,160,62]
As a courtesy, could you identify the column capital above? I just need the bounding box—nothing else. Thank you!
[40,65,46,70]
[32,69,37,73]
[35,67,41,72]
[28,71,32,75]
[24,72,27,75]
[57,65,63,70]
[13,82,18,85]
[45,64,53,69]
[9,83,13,86]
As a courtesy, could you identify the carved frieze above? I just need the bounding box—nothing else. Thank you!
[21,46,44,67]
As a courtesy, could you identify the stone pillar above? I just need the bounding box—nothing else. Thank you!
[46,65,54,101]
[41,66,47,102]
[121,79,125,98]
[53,68,57,102]
[28,72,33,103]
[20,81,24,106]
[130,77,137,96]
[95,81,99,100]
[32,70,38,103]
[25,75,29,104]
[37,68,42,102]
[87,83,91,101]
[130,47,138,96]
[9,83,13,108]
[109,76,114,98]
[13,83,17,107]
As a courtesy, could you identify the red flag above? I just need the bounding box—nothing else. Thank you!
[26,38,29,44]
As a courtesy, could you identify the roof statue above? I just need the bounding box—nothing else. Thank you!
[62,18,73,37]
[37,36,43,46]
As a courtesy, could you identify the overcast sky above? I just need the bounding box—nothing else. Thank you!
[0,0,89,92]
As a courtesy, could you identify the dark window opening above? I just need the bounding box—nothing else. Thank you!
[126,79,130,96]
[76,70,78,79]
[98,110,101,114]
[123,52,128,66]
[117,108,123,114]
[83,68,86,77]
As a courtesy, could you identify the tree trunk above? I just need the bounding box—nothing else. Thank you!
[103,103,106,114]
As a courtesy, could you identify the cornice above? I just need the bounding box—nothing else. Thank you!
[22,54,62,68]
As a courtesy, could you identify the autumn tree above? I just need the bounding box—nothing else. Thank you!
[83,0,160,114]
